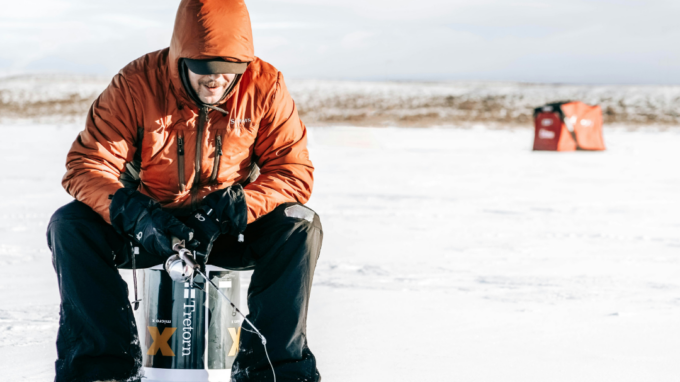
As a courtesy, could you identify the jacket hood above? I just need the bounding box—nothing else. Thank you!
[168,0,254,100]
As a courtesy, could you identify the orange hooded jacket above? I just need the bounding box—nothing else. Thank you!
[62,0,314,225]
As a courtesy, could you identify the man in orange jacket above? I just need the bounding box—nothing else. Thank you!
[46,1,322,381]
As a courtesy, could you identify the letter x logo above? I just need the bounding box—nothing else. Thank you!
[148,326,177,356]
[228,327,241,356]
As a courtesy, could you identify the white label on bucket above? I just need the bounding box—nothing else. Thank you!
[538,129,555,139]
[219,280,232,289]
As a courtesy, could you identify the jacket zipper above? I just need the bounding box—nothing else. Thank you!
[191,107,209,207]
[177,132,186,192]
[209,134,223,184]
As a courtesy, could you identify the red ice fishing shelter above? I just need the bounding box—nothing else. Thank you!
[533,101,605,151]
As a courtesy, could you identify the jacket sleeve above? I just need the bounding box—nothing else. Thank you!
[62,73,140,223]
[244,72,314,223]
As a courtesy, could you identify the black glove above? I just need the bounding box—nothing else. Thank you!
[184,184,248,259]
[202,184,248,236]
[110,188,195,258]
[183,210,221,260]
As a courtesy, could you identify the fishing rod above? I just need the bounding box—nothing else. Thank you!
[165,239,276,382]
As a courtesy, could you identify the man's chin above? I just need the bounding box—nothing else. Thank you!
[199,97,221,104]
[198,93,223,104]
[198,88,227,104]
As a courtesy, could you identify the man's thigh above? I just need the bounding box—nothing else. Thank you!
[207,231,254,270]
[208,202,319,270]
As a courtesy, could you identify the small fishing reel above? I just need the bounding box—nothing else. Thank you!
[164,239,200,282]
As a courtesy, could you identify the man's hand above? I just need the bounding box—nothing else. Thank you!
[185,184,248,259]
[202,184,248,236]
[184,209,221,259]
[110,188,194,258]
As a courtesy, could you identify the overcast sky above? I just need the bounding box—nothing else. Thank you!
[1,0,678,84]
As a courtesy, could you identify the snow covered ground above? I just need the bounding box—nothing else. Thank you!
[0,123,679,381]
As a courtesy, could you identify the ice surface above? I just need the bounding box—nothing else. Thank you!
[0,123,678,381]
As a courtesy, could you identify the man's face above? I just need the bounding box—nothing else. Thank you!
[187,70,236,104]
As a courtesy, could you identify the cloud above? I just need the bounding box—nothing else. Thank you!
[252,22,320,30]
[341,31,376,49]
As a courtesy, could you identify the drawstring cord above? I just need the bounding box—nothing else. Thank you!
[131,243,141,310]
[206,104,228,115]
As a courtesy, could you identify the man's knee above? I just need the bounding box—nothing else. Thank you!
[249,203,322,261]
[274,204,323,253]
[277,203,323,262]
[276,203,322,233]
[47,200,108,252]
[49,200,102,227]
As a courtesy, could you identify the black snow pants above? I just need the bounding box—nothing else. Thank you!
[47,200,322,382]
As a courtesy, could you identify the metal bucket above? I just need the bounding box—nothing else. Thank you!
[127,265,250,382]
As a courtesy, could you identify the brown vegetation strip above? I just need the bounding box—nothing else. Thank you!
[1,76,679,127]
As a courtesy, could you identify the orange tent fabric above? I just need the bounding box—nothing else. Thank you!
[533,101,605,151]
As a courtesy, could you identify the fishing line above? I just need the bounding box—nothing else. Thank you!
[194,268,276,382]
